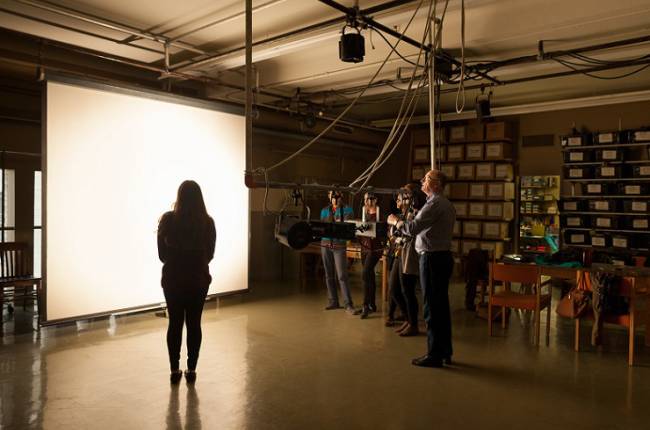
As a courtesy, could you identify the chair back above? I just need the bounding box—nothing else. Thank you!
[490,263,540,285]
[0,242,33,279]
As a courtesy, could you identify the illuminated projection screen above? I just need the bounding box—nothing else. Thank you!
[45,79,248,323]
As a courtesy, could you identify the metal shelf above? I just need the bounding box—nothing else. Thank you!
[560,211,648,216]
[564,160,650,166]
[439,159,515,164]
[561,227,650,234]
[562,142,650,151]
[520,212,557,216]
[564,177,650,182]
[560,195,650,199]
[563,244,650,253]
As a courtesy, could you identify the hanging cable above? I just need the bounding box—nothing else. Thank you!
[455,0,466,113]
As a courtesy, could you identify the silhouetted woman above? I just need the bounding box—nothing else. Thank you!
[158,180,216,384]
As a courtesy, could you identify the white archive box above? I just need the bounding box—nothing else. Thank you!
[482,222,509,239]
[469,183,487,199]
[462,221,482,238]
[475,163,495,179]
[468,202,486,217]
[486,182,515,200]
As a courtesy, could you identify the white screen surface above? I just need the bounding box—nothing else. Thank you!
[46,81,248,322]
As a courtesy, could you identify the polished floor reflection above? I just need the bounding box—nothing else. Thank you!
[1,278,650,429]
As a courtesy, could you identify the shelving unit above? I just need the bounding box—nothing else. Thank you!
[560,130,650,261]
[519,176,560,254]
[409,122,516,259]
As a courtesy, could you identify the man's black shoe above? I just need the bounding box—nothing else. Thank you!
[411,355,443,368]
[443,356,453,365]
[325,304,342,310]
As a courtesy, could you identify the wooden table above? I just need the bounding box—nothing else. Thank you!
[299,243,389,307]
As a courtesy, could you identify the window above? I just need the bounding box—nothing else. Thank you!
[34,171,42,277]
[1,168,15,243]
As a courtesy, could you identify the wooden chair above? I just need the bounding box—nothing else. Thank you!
[0,242,41,317]
[488,263,551,346]
[574,271,650,366]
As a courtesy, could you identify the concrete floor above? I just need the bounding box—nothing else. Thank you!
[1,275,650,430]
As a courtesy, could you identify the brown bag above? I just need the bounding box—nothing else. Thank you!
[556,271,591,319]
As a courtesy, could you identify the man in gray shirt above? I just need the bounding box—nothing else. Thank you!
[387,169,456,368]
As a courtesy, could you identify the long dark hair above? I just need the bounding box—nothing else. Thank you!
[168,180,211,248]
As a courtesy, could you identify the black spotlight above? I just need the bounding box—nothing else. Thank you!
[339,25,365,63]
[475,87,492,121]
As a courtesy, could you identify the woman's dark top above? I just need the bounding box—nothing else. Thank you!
[157,211,217,290]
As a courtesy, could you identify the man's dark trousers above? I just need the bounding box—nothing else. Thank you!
[419,251,454,359]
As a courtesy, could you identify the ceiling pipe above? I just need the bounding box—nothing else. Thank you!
[15,0,206,55]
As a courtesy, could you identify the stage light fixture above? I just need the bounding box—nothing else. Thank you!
[475,86,492,121]
[339,23,365,63]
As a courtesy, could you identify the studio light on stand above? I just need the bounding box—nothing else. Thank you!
[339,20,365,63]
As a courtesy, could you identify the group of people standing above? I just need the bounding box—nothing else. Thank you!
[155,169,455,385]
[320,169,457,368]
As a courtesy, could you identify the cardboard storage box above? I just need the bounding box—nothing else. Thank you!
[479,241,504,259]
[462,221,482,238]
[583,183,614,195]
[449,125,466,142]
[453,202,468,217]
[494,164,514,180]
[457,164,475,180]
[591,233,609,248]
[561,135,591,147]
[596,149,623,161]
[482,222,509,239]
[588,199,617,212]
[475,163,495,179]
[561,200,584,212]
[447,144,465,161]
[612,235,630,248]
[469,183,487,199]
[592,216,618,229]
[633,165,650,177]
[485,122,514,140]
[630,217,649,230]
[413,146,430,163]
[487,182,515,200]
[465,143,484,160]
[562,215,588,228]
[449,182,469,200]
[411,166,426,181]
[631,130,650,142]
[438,145,447,162]
[466,123,484,141]
[486,202,514,220]
[461,240,480,255]
[563,151,591,163]
[450,239,460,254]
[453,221,461,236]
[564,230,588,245]
[595,132,619,144]
[469,202,486,217]
[440,164,456,180]
[485,142,513,160]
[619,184,648,195]
[566,167,591,179]
[624,200,648,213]
[595,166,621,178]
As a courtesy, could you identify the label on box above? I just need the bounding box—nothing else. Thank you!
[567,217,581,226]
[485,144,501,158]
[458,165,474,178]
[450,126,465,140]
[602,150,617,160]
[613,237,628,248]
[625,185,641,195]
[414,147,429,161]
[448,146,463,159]
[568,137,582,146]
[441,165,455,178]
[466,145,483,158]
[453,203,467,216]
[484,223,499,236]
[639,166,650,176]
[569,152,584,161]
[564,201,578,211]
[594,201,609,211]
[469,203,485,216]
[569,168,583,178]
[600,167,615,177]
[571,234,585,243]
[634,131,650,141]
[632,201,647,212]
[488,184,502,197]
[476,164,493,178]
[633,219,648,229]
[480,242,496,251]
[587,184,602,193]
[596,218,611,228]
[592,237,606,247]
[470,184,485,195]
[612,259,626,266]
[598,133,614,143]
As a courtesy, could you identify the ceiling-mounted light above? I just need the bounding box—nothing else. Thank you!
[339,21,365,63]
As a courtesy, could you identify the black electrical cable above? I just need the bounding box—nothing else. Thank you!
[374,28,422,67]
[554,58,650,80]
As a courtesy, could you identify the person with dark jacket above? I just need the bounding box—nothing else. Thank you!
[158,180,216,384]
[358,192,383,319]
